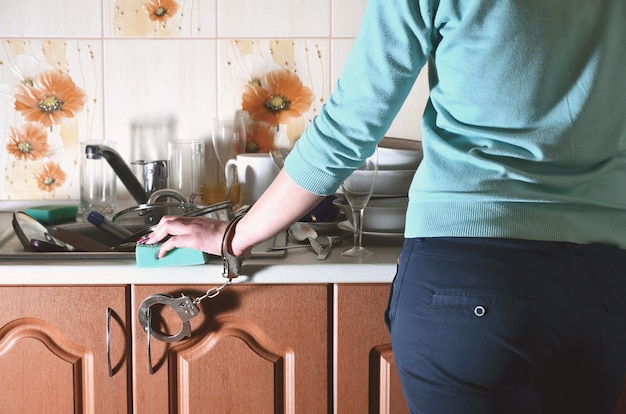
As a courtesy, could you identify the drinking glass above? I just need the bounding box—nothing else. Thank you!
[210,113,246,204]
[168,140,205,199]
[340,148,378,257]
[212,112,246,169]
[80,142,117,220]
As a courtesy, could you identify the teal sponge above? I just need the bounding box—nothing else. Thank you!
[135,243,209,267]
[25,205,78,224]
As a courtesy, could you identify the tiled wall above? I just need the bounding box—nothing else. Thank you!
[0,0,428,203]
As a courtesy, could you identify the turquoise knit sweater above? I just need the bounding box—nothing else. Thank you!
[285,0,626,247]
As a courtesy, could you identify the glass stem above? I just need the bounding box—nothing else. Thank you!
[352,207,364,249]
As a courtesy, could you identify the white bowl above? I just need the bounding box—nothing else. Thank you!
[333,197,408,232]
[372,169,415,197]
[378,138,423,170]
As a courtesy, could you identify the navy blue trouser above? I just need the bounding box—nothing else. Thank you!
[386,237,626,413]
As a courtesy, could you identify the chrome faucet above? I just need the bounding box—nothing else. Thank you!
[85,145,149,204]
[132,160,169,197]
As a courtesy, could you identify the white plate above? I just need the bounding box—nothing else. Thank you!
[333,197,408,232]
[337,221,404,239]
[372,169,414,197]
[378,138,423,170]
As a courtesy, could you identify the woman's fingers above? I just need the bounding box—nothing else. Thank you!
[142,216,228,258]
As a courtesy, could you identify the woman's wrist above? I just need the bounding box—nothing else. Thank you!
[221,213,247,279]
[227,215,248,257]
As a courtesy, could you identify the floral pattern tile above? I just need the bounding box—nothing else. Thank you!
[104,0,217,37]
[0,39,103,201]
[217,39,331,151]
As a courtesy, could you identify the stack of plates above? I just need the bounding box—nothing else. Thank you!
[336,138,422,237]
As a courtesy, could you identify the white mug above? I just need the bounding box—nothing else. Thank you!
[225,153,280,205]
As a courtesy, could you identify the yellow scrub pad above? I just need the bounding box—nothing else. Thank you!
[25,205,78,225]
[136,243,209,267]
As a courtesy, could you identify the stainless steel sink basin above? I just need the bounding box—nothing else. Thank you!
[0,219,140,259]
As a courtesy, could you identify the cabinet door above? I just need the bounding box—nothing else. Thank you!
[133,284,329,414]
[0,285,130,414]
[335,284,408,414]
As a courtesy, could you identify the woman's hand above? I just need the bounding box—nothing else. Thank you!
[142,215,228,259]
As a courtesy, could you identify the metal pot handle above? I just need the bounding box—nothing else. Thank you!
[147,189,189,204]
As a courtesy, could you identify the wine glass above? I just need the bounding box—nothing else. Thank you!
[340,148,378,257]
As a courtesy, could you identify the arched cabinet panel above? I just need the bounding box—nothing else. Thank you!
[0,286,130,414]
[170,316,295,414]
[133,284,328,414]
[0,318,94,414]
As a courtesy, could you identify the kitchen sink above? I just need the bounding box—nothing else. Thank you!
[0,218,142,260]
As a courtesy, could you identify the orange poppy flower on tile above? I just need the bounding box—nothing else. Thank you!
[6,122,49,161]
[245,122,276,153]
[34,161,67,192]
[14,70,87,128]
[144,0,179,22]
[242,69,314,128]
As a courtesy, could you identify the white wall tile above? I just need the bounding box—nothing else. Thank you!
[331,39,429,140]
[0,0,102,37]
[218,0,330,38]
[104,39,217,164]
[104,0,217,38]
[388,67,429,140]
[332,0,367,38]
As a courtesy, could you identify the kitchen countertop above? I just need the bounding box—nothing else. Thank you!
[0,212,403,285]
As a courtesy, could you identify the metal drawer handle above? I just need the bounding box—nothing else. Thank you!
[106,307,113,377]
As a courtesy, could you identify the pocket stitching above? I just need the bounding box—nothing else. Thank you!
[429,291,530,310]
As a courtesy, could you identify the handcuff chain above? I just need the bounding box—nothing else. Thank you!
[193,278,232,305]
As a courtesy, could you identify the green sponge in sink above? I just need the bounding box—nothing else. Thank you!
[25,205,78,224]
[136,243,209,267]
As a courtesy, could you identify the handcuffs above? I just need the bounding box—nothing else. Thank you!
[137,213,246,344]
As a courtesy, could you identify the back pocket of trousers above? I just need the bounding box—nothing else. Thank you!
[429,291,531,322]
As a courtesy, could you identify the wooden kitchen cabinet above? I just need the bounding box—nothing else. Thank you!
[335,284,408,414]
[132,283,329,414]
[0,282,408,413]
[132,283,410,414]
[1,279,624,414]
[0,285,131,414]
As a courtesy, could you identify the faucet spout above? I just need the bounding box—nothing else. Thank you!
[85,145,148,204]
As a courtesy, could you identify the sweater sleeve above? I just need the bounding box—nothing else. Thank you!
[284,0,436,195]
